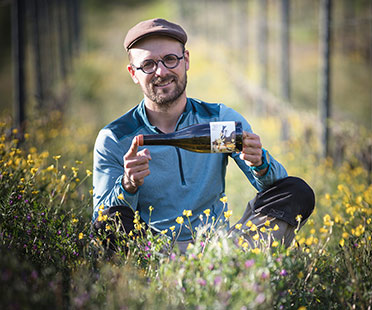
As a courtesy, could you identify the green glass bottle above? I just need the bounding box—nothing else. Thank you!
[137,121,243,153]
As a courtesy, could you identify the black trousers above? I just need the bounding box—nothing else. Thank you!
[93,176,315,239]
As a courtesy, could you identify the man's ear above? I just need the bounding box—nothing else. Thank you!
[184,50,190,72]
[127,64,139,84]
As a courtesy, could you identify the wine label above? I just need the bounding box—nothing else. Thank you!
[210,121,237,153]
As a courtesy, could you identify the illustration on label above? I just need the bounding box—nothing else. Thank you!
[210,121,237,153]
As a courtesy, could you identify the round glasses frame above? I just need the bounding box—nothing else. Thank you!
[131,53,185,74]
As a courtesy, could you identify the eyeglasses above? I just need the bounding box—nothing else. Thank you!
[131,53,184,74]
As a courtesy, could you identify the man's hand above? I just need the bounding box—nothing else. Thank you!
[239,131,267,175]
[122,136,151,194]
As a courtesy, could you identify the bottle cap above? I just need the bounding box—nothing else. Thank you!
[137,134,144,146]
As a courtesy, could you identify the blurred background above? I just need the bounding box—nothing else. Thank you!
[0,0,371,219]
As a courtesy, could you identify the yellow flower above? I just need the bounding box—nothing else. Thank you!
[72,218,79,224]
[117,193,124,200]
[86,169,92,176]
[183,210,192,217]
[169,226,176,231]
[260,227,266,233]
[79,233,84,240]
[264,220,271,227]
[251,247,261,254]
[99,204,105,210]
[272,240,279,247]
[149,206,154,212]
[250,224,257,232]
[246,220,253,228]
[61,174,67,182]
[30,167,38,175]
[46,164,55,171]
[161,229,168,235]
[176,217,184,225]
[242,242,249,249]
[298,306,307,310]
[297,271,304,279]
[224,210,233,219]
[339,239,345,247]
[253,233,260,241]
[220,196,228,203]
[235,223,242,230]
[296,214,303,222]
[203,209,210,217]
[53,155,61,160]
[342,232,349,239]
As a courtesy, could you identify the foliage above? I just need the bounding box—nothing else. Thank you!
[1,113,371,309]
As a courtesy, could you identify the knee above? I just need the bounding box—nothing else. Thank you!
[284,176,315,220]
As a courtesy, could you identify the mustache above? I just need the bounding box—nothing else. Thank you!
[151,75,177,85]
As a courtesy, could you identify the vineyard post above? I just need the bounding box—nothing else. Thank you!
[319,0,332,158]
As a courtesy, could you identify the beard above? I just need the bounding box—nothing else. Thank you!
[142,71,187,109]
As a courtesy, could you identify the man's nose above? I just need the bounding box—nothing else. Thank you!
[154,61,168,76]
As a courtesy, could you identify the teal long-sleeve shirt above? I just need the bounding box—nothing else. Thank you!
[93,98,287,240]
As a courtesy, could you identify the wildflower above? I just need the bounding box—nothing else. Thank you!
[224,210,233,219]
[169,226,175,231]
[117,193,124,200]
[251,248,261,254]
[323,214,333,226]
[134,222,142,230]
[79,233,84,240]
[203,209,210,216]
[264,220,271,227]
[296,214,303,222]
[161,229,168,235]
[298,306,307,310]
[272,240,279,247]
[99,204,104,210]
[339,239,345,247]
[242,242,249,249]
[273,224,280,231]
[30,167,38,175]
[253,233,260,241]
[46,164,55,171]
[245,259,255,268]
[246,220,253,228]
[297,271,304,279]
[235,223,242,230]
[280,269,288,276]
[86,169,92,176]
[220,196,228,203]
[183,209,192,217]
[250,224,257,232]
[61,174,67,182]
[260,227,266,233]
[75,160,83,165]
[53,155,61,160]
[72,218,79,224]
[176,216,184,224]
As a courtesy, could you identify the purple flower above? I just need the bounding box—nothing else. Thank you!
[280,269,288,276]
[214,276,222,285]
[57,230,61,235]
[245,259,255,268]
[27,215,31,221]
[170,253,176,261]
[9,200,13,205]
[200,241,205,247]
[147,241,151,246]
[24,199,29,204]
[261,272,269,279]
[197,278,207,286]
[144,246,150,251]
[17,195,22,200]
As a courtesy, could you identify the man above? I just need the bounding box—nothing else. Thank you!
[93,18,315,252]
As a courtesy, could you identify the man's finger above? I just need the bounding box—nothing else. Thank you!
[137,148,152,161]
[126,136,139,157]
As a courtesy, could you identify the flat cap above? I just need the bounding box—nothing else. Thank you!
[124,18,187,51]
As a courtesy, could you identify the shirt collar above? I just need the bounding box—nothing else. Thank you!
[138,98,193,133]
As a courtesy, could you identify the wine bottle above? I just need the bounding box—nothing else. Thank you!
[136,121,243,153]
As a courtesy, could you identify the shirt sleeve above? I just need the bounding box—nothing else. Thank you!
[219,104,288,191]
[92,128,139,221]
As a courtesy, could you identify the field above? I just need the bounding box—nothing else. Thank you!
[1,1,372,309]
